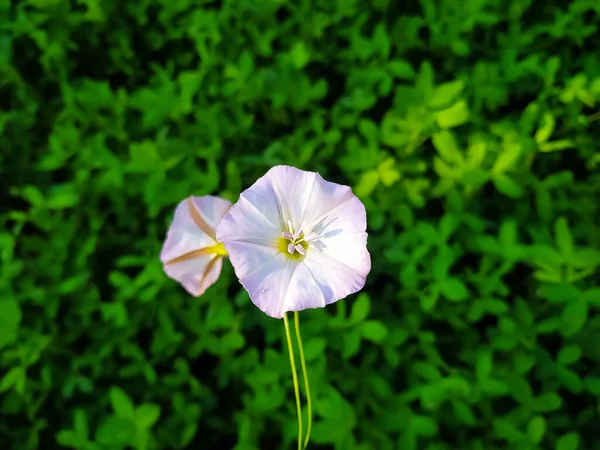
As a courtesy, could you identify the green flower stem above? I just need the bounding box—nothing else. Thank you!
[294,311,312,450]
[283,312,302,450]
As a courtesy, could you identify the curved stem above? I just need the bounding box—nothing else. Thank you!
[283,313,302,450]
[294,311,312,449]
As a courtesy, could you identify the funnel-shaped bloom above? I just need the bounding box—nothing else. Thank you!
[161,196,231,296]
[216,165,371,318]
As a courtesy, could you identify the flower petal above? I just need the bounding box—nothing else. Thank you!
[163,254,223,297]
[216,174,281,245]
[302,174,363,233]
[160,195,231,296]
[222,240,279,280]
[302,193,370,305]
[266,165,318,227]
[302,246,369,306]
[160,196,231,264]
[235,253,325,318]
[192,195,234,230]
[306,195,370,272]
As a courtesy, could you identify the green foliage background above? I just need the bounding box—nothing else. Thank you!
[2,0,600,449]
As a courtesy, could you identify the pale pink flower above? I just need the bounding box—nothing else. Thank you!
[160,196,231,296]
[216,165,371,318]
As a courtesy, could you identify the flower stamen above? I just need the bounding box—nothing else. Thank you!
[281,224,309,257]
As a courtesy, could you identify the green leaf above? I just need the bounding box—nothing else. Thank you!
[480,378,508,396]
[109,386,136,418]
[432,246,454,281]
[452,400,476,425]
[222,331,245,351]
[0,298,21,349]
[386,60,415,79]
[435,100,470,128]
[570,248,600,268]
[476,350,493,380]
[342,331,362,359]
[355,170,379,197]
[303,337,326,361]
[410,415,438,437]
[439,214,459,242]
[557,345,582,365]
[432,130,460,163]
[0,367,26,393]
[361,321,388,343]
[555,217,574,258]
[561,298,588,337]
[537,283,580,303]
[536,187,552,220]
[539,139,574,152]
[127,140,158,169]
[508,377,533,404]
[73,409,89,438]
[378,158,401,186]
[428,80,465,109]
[136,403,161,429]
[584,377,600,395]
[492,143,521,175]
[46,184,80,209]
[556,367,583,393]
[55,430,81,448]
[290,42,310,69]
[494,419,526,443]
[582,288,600,306]
[493,174,524,198]
[533,392,562,412]
[527,416,546,444]
[349,293,371,324]
[556,433,580,450]
[95,416,137,445]
[534,112,555,144]
[438,278,469,301]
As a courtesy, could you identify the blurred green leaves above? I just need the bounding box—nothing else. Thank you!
[1,0,600,449]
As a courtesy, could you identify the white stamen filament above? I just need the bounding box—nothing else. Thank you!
[282,222,314,256]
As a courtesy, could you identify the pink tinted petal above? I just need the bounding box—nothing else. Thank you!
[216,175,281,245]
[302,249,370,306]
[221,240,279,279]
[306,195,370,272]
[283,262,326,313]
[302,174,362,232]
[192,196,233,230]
[161,196,223,264]
[164,254,223,297]
[238,255,324,318]
[267,166,318,226]
[301,194,370,305]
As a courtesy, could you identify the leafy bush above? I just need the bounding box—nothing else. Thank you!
[1,0,600,449]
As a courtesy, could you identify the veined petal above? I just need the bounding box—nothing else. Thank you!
[161,196,231,264]
[302,249,369,305]
[163,254,223,297]
[222,240,279,279]
[237,253,325,318]
[305,195,369,272]
[301,173,361,231]
[160,195,231,297]
[301,191,370,306]
[192,196,234,231]
[267,165,318,227]
[216,174,281,245]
